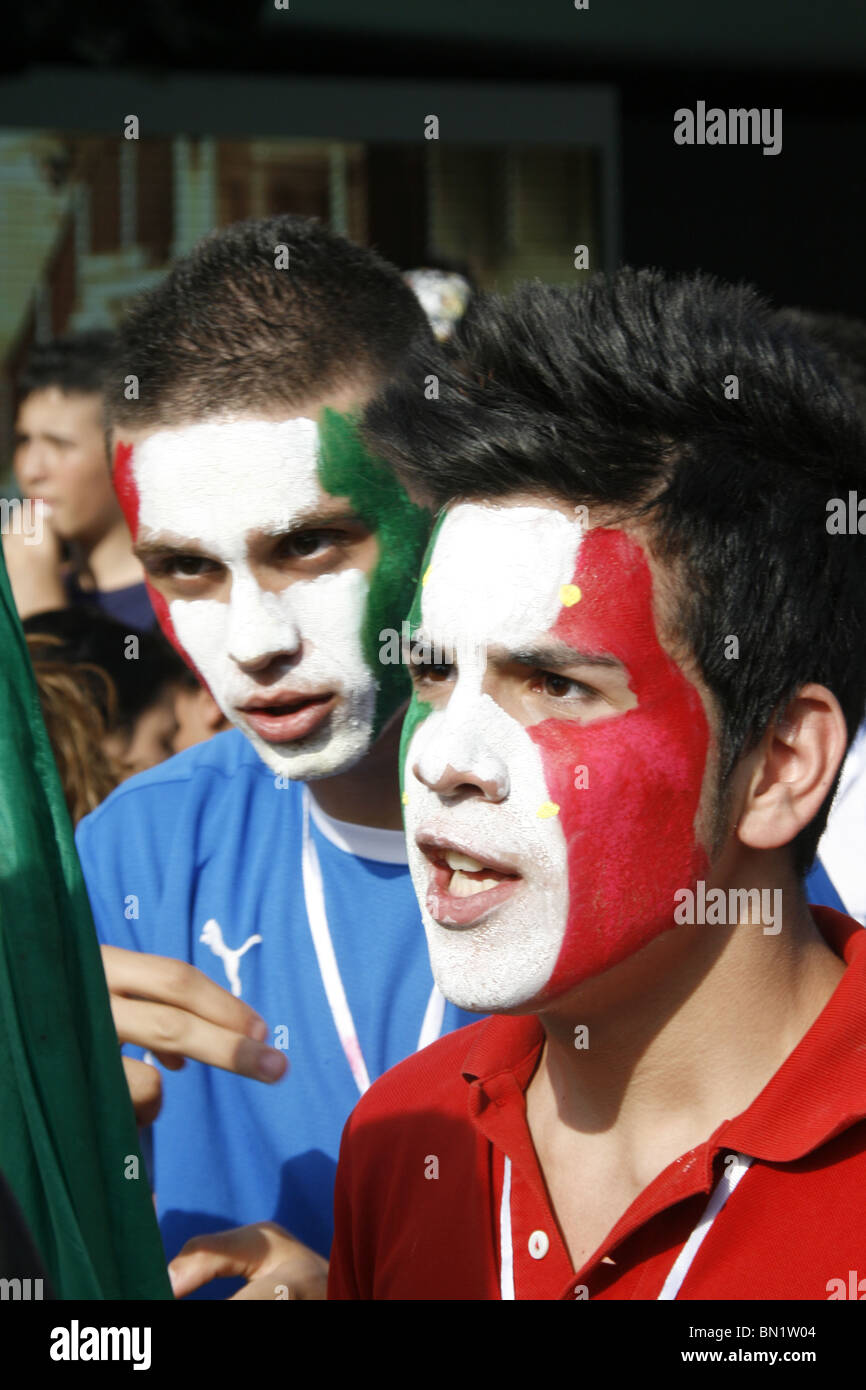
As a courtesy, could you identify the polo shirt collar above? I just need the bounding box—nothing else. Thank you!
[460,907,866,1166]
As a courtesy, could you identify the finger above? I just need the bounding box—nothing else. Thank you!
[230,1263,328,1302]
[122,1057,162,1127]
[111,995,288,1082]
[152,1050,185,1071]
[169,1225,275,1298]
[230,1272,296,1301]
[101,945,268,1040]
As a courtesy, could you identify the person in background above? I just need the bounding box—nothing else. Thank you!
[26,633,119,824]
[24,608,186,779]
[4,330,156,631]
[74,215,477,1301]
[172,666,232,754]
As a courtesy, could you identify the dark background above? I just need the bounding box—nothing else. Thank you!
[3,0,865,313]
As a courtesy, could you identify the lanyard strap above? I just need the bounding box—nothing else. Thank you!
[301,787,445,1097]
[499,1151,753,1301]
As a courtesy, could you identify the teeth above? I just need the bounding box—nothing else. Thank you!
[444,850,488,872]
[450,870,501,898]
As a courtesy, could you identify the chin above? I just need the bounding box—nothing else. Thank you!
[424,913,565,1015]
[235,701,377,782]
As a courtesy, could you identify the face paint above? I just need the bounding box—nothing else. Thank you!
[401,502,711,1013]
[114,412,428,780]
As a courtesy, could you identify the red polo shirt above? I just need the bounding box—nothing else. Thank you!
[329,908,866,1300]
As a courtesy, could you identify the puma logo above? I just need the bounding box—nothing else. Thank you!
[199,919,262,998]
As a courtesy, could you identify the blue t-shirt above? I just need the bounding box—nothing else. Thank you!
[76,728,476,1296]
[65,573,157,630]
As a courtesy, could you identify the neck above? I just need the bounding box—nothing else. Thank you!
[307,707,405,829]
[77,516,143,592]
[530,857,845,1163]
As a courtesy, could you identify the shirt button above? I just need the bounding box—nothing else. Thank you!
[528,1230,549,1260]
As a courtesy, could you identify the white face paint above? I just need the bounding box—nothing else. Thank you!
[404,504,583,1011]
[133,418,377,779]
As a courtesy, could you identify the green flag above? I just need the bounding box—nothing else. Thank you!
[0,546,172,1299]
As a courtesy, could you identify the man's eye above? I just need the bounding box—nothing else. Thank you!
[411,658,455,683]
[535,672,596,700]
[278,530,341,560]
[172,555,219,578]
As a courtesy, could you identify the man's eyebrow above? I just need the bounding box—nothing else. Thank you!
[133,535,212,560]
[257,507,366,536]
[14,431,74,446]
[506,644,625,673]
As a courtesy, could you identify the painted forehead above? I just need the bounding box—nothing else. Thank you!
[421,502,680,692]
[130,417,322,545]
[123,407,403,545]
[420,504,584,651]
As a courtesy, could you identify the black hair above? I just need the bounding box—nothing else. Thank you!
[776,308,866,424]
[17,330,117,403]
[23,609,187,734]
[363,269,866,875]
[109,214,432,430]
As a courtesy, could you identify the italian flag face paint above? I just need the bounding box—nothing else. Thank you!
[113,410,429,780]
[400,502,711,1013]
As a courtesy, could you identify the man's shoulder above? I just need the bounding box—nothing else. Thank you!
[77,729,281,836]
[351,1015,489,1130]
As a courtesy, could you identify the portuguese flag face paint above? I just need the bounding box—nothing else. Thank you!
[0,549,171,1298]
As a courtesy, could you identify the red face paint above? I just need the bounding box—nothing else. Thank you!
[528,528,711,998]
[113,440,200,676]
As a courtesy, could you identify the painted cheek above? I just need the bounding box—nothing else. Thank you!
[112,441,203,680]
[528,529,711,995]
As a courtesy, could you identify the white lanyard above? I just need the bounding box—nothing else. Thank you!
[499,1151,753,1300]
[301,787,445,1097]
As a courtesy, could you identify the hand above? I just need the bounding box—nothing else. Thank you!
[123,1055,164,1126]
[101,945,288,1112]
[2,501,66,618]
[169,1223,329,1300]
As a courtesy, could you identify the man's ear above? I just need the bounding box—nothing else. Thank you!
[736,684,848,852]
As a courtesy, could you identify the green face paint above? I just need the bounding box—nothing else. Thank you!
[397,511,449,801]
[316,407,431,738]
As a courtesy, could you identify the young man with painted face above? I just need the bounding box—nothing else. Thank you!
[318,271,866,1300]
[73,215,476,1298]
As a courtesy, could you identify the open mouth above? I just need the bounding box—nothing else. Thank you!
[420,841,523,928]
[239,692,336,744]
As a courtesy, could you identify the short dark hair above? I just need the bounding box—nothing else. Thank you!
[109,215,432,430]
[776,308,866,424]
[18,329,117,403]
[363,269,866,875]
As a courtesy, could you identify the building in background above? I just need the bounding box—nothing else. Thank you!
[0,126,605,483]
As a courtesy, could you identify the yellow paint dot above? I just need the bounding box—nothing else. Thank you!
[422,565,432,586]
[537,801,560,819]
[560,584,582,607]
[401,791,409,804]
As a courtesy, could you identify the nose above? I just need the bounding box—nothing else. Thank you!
[226,572,302,671]
[412,710,510,803]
